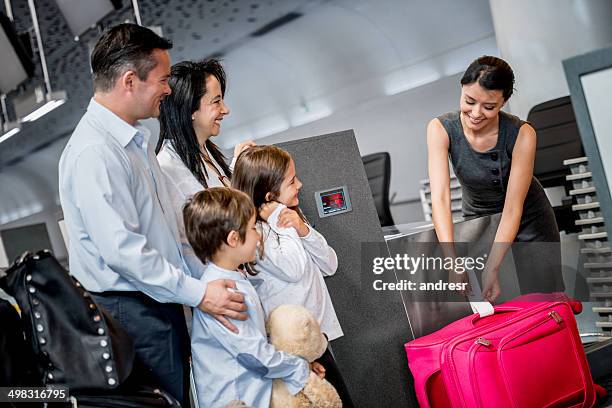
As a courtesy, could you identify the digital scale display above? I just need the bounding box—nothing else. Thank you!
[321,189,347,213]
[315,186,352,218]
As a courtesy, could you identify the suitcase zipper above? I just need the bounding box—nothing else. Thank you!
[496,309,579,408]
[499,310,566,351]
[470,338,492,408]
[549,310,563,324]
[475,337,491,347]
[464,312,564,408]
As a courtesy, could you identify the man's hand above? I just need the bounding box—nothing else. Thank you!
[197,279,248,333]
[310,361,326,379]
[278,208,309,237]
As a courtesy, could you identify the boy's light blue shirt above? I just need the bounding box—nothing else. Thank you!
[192,262,309,408]
[58,98,205,306]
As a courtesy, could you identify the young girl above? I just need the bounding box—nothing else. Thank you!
[232,145,354,407]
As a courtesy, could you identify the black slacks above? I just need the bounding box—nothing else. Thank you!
[316,346,355,408]
[92,291,191,406]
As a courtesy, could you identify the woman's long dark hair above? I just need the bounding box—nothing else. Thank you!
[156,59,231,188]
[461,56,515,101]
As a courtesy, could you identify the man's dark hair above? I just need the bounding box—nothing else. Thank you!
[91,23,172,92]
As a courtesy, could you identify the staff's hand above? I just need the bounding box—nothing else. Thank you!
[198,279,248,333]
[448,266,471,297]
[481,264,501,303]
[233,140,256,158]
[278,208,309,237]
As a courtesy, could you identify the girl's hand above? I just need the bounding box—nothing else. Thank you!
[233,140,256,158]
[259,201,279,222]
[310,361,326,379]
[278,208,309,237]
[481,263,501,303]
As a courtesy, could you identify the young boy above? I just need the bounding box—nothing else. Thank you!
[183,187,310,407]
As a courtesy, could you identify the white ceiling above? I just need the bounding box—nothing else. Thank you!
[218,0,494,146]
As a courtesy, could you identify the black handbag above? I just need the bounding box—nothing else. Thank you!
[71,386,181,407]
[0,250,135,391]
[0,298,38,386]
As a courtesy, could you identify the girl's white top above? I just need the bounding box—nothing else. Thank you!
[251,203,344,341]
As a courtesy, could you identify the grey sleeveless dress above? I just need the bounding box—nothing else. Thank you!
[437,111,565,293]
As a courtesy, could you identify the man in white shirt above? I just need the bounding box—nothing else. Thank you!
[58,24,246,405]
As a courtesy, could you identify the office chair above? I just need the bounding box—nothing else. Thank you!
[527,96,584,233]
[362,152,395,227]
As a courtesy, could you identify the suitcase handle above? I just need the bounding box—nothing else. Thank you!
[470,299,582,327]
[470,306,521,326]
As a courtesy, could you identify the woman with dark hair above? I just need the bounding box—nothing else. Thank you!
[427,55,564,302]
[156,59,254,283]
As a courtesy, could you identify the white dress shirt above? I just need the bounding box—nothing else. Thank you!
[250,204,344,341]
[58,99,205,307]
[191,262,309,407]
[157,139,235,279]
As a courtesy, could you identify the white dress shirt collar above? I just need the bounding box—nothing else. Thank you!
[87,98,150,148]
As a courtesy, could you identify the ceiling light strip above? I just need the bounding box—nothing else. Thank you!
[0,126,20,143]
[132,0,142,26]
[27,0,53,96]
[4,0,14,21]
[20,99,65,123]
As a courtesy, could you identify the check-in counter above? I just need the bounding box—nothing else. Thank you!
[279,131,417,407]
[382,213,522,339]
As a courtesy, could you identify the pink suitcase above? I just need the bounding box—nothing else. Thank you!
[405,294,603,408]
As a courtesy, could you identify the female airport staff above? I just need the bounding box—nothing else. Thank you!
[427,56,564,302]
[155,59,254,324]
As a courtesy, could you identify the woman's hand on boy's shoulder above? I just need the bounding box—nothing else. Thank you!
[278,208,309,237]
[198,279,248,333]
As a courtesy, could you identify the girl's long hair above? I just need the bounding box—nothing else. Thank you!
[231,145,307,223]
[232,145,308,269]
[156,59,231,187]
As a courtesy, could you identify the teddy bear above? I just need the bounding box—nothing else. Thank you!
[267,304,343,408]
